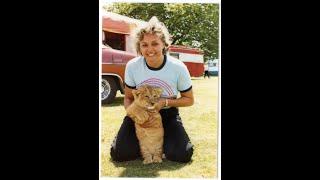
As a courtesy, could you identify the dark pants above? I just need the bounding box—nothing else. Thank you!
[204,70,210,78]
[110,107,194,163]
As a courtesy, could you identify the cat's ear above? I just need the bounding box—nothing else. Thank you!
[139,85,148,92]
[156,88,163,95]
[132,89,140,99]
[141,84,148,88]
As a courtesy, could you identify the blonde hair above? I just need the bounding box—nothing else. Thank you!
[133,16,172,55]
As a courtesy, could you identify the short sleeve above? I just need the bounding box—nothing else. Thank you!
[124,62,136,88]
[177,64,192,92]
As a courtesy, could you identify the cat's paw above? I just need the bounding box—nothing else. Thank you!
[153,156,162,163]
[143,158,153,164]
[135,117,147,124]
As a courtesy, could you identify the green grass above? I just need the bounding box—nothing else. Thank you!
[101,77,219,178]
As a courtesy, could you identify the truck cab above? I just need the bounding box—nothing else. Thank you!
[101,44,136,104]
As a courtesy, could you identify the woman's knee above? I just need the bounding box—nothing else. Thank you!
[110,139,140,162]
[110,148,139,162]
[166,142,194,163]
[110,144,120,161]
[109,116,140,162]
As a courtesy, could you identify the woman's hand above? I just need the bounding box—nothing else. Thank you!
[154,98,166,112]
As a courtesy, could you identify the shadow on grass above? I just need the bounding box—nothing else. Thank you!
[102,96,124,107]
[110,157,192,177]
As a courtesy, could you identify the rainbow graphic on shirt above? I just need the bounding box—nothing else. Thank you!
[137,78,177,98]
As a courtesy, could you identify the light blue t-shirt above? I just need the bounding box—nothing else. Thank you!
[124,55,192,98]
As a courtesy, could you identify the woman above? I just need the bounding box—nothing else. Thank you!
[110,16,194,163]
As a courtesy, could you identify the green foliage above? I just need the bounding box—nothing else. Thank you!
[104,3,219,61]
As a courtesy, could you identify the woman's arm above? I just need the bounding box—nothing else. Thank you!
[157,89,194,110]
[168,89,194,107]
[124,86,135,110]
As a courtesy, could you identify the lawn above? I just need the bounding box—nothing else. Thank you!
[101,77,219,178]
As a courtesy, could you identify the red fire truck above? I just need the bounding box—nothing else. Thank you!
[102,12,204,104]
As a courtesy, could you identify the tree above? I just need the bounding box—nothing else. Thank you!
[104,3,219,62]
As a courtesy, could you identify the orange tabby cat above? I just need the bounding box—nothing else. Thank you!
[126,85,164,164]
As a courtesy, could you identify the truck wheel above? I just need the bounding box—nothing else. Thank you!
[101,76,117,104]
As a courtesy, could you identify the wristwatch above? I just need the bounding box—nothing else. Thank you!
[165,99,169,107]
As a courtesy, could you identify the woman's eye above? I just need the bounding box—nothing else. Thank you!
[141,44,147,47]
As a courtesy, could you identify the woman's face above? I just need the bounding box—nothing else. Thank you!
[139,33,165,62]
